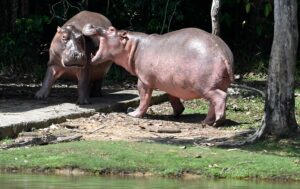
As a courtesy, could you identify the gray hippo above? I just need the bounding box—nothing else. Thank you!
[83,25,234,126]
[35,11,112,104]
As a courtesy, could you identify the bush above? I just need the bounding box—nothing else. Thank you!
[0,15,49,79]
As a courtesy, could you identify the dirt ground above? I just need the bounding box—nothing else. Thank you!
[26,100,248,146]
[0,74,253,147]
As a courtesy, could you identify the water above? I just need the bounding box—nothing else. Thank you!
[0,173,299,189]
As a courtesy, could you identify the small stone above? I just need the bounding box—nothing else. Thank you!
[180,146,186,149]
[127,107,135,113]
[49,124,58,130]
[294,159,300,164]
[194,154,202,158]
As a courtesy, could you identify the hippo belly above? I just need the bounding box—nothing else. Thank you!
[155,84,201,100]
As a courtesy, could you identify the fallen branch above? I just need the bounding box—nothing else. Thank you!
[88,126,106,134]
[214,116,266,147]
[151,128,181,133]
[230,83,265,98]
[50,135,82,144]
[139,125,181,133]
[0,134,82,150]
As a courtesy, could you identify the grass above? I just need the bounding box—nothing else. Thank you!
[183,73,300,130]
[0,141,299,180]
[183,95,265,130]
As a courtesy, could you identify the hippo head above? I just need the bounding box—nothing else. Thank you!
[52,25,86,68]
[82,24,127,64]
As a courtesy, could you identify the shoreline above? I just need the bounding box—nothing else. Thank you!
[1,167,299,182]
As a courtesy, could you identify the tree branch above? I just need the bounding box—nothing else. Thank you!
[160,0,170,34]
[167,0,180,32]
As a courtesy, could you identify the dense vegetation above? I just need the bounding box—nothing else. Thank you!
[1,0,295,81]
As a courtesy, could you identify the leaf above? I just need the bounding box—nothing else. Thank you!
[256,25,263,37]
[264,3,272,17]
[245,3,251,13]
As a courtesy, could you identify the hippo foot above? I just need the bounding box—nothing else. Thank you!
[213,118,226,127]
[127,109,144,118]
[76,98,91,105]
[90,90,103,97]
[35,90,49,99]
[201,120,214,127]
[173,107,185,118]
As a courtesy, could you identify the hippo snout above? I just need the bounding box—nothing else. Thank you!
[71,51,85,60]
[62,50,86,67]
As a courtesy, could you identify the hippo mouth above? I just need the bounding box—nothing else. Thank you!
[62,59,86,68]
[67,64,85,68]
[90,37,105,64]
[90,51,102,64]
[62,53,86,68]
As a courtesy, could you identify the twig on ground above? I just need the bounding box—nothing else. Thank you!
[230,83,265,98]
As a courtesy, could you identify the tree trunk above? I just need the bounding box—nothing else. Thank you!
[10,0,18,32]
[20,0,30,17]
[0,0,9,33]
[211,0,221,36]
[261,0,298,137]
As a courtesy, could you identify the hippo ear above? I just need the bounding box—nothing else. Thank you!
[108,26,116,33]
[118,31,128,45]
[57,26,63,33]
[119,31,128,38]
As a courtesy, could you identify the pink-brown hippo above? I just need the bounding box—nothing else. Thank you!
[35,11,112,104]
[83,25,234,126]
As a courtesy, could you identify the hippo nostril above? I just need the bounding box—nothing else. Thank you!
[71,52,80,59]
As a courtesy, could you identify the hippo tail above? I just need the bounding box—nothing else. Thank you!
[223,58,234,83]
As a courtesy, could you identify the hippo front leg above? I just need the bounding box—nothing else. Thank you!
[35,66,63,99]
[128,79,153,118]
[77,68,91,105]
[168,95,185,117]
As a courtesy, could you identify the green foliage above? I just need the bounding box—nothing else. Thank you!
[220,0,274,74]
[264,3,272,17]
[0,0,292,79]
[109,0,184,33]
[0,15,49,77]
[105,64,135,83]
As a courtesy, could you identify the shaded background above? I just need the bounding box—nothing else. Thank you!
[0,0,298,83]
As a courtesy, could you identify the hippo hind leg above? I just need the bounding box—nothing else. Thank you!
[168,94,185,117]
[203,89,227,127]
[202,102,216,126]
[90,79,103,97]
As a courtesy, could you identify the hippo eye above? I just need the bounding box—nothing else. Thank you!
[61,34,69,43]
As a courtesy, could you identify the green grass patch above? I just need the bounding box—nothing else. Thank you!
[183,81,300,130]
[0,141,300,180]
[183,95,265,130]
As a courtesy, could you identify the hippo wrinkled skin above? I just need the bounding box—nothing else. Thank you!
[83,25,234,126]
[35,11,112,104]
